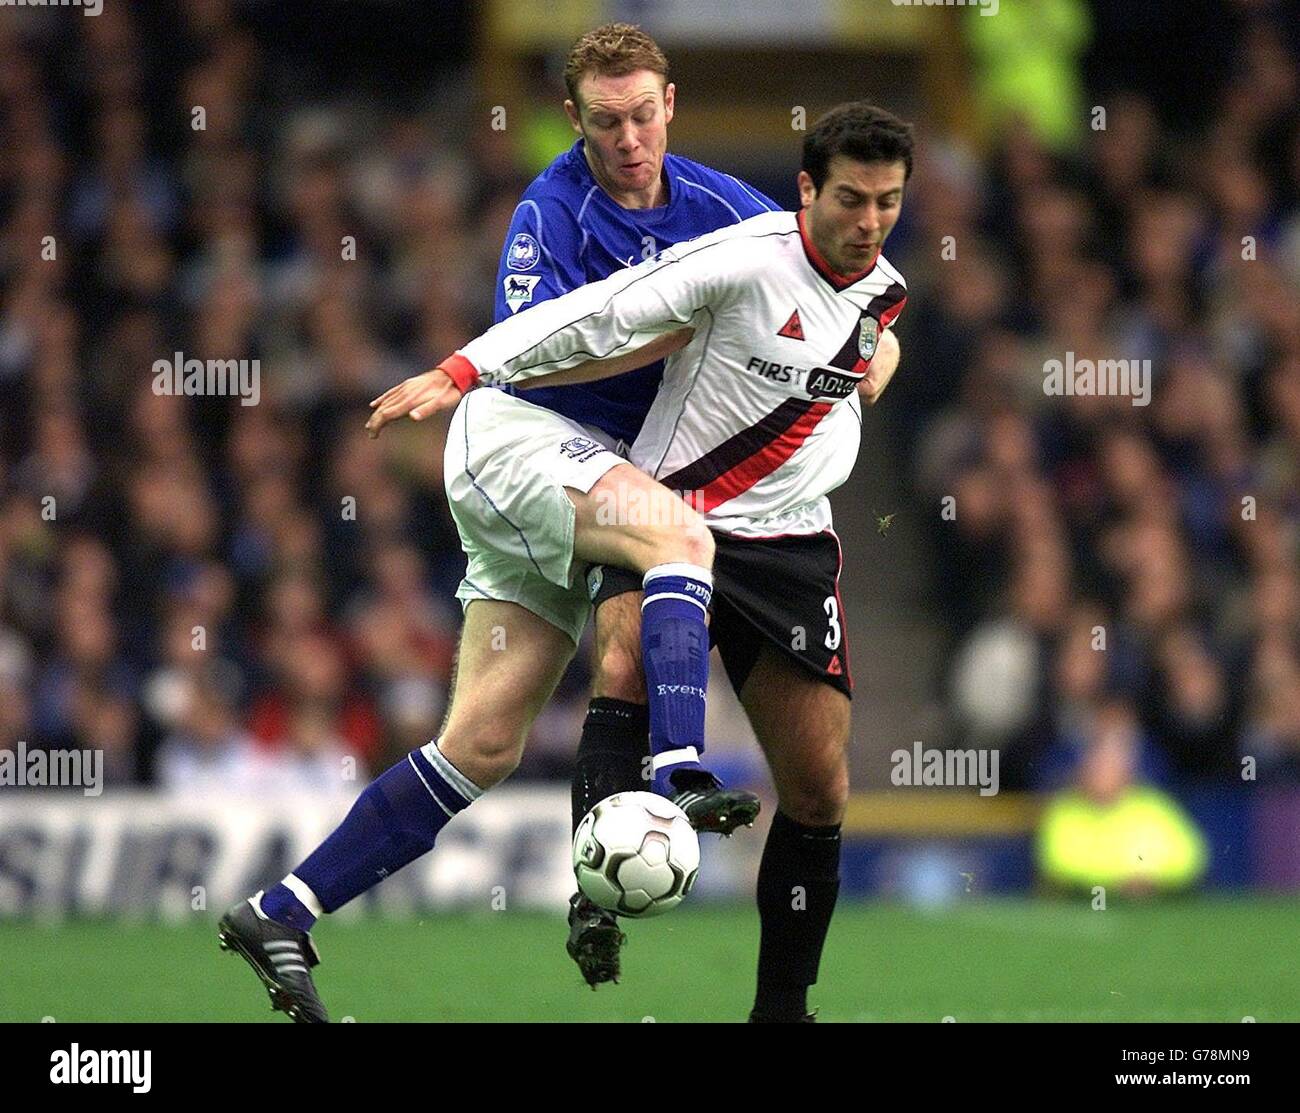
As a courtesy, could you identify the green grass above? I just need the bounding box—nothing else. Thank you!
[2,897,1296,1022]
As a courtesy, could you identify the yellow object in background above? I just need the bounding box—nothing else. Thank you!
[521,109,579,177]
[964,0,1092,151]
[1037,786,1208,891]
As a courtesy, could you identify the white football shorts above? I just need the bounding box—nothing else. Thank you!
[444,387,625,644]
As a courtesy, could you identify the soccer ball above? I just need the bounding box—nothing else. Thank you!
[572,792,700,917]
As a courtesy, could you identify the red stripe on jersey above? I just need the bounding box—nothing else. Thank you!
[695,401,833,511]
[661,398,814,494]
[879,299,906,329]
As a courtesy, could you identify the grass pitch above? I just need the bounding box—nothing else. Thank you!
[1,897,1295,1022]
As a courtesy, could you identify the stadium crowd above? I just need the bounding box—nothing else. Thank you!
[0,2,540,790]
[0,2,1296,802]
[903,12,1300,791]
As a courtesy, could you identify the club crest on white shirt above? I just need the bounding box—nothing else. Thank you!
[858,316,879,361]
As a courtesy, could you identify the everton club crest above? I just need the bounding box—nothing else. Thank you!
[858,316,879,361]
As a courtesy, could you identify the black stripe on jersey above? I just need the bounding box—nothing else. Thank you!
[868,282,907,325]
[823,283,908,371]
[827,315,869,371]
[659,397,817,492]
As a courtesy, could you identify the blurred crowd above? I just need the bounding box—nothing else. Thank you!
[0,1,1296,804]
[897,14,1300,792]
[0,1,592,792]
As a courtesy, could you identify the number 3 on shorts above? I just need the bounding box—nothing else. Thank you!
[823,595,841,650]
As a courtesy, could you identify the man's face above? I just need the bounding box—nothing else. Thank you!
[566,70,674,201]
[799,155,907,275]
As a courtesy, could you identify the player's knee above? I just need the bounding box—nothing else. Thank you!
[477,733,527,785]
[440,724,525,788]
[593,639,646,702]
[779,769,849,827]
[677,517,715,569]
[639,515,713,571]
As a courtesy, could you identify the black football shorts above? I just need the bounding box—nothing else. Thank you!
[587,529,852,698]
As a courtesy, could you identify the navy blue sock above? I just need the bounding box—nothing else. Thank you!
[640,562,712,796]
[257,739,483,930]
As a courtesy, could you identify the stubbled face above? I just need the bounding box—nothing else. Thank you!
[567,69,674,206]
[799,155,907,276]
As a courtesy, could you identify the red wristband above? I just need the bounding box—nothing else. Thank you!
[441,353,480,394]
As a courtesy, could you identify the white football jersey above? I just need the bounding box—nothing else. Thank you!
[458,209,907,537]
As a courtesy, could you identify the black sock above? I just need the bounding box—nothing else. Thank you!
[572,697,651,834]
[753,810,842,1019]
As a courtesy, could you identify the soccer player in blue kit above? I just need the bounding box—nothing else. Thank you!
[216,22,772,1023]
[493,24,782,986]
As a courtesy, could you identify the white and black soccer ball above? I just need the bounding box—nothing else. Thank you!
[572,792,700,918]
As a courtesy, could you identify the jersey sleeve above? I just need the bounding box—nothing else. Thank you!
[464,234,751,387]
[874,260,908,330]
[493,195,585,323]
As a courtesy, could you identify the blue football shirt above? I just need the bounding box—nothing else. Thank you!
[493,139,779,445]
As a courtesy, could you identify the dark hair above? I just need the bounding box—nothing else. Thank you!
[564,23,669,106]
[802,103,914,191]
